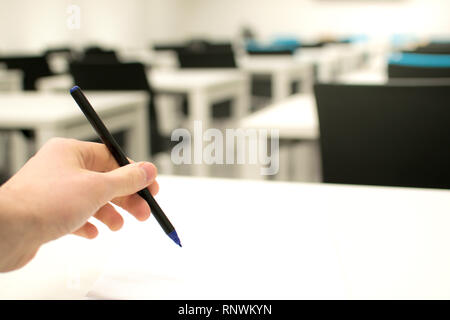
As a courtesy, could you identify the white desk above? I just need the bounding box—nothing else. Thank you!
[296,43,369,82]
[0,92,149,173]
[295,47,344,82]
[149,69,249,129]
[37,70,250,131]
[0,69,22,91]
[240,94,319,181]
[36,71,250,177]
[337,68,388,84]
[150,69,250,177]
[239,56,314,102]
[240,93,318,140]
[1,175,450,299]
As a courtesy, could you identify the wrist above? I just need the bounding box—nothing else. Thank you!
[0,184,43,272]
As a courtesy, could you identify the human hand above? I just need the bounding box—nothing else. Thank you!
[0,138,158,271]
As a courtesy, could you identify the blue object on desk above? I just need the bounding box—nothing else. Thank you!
[246,40,296,54]
[271,36,301,48]
[388,53,450,68]
[340,34,368,43]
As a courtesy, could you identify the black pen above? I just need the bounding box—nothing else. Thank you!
[70,86,181,247]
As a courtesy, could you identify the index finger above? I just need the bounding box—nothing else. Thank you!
[73,140,135,173]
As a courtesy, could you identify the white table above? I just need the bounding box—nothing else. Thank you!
[295,47,344,82]
[149,69,249,129]
[0,91,149,173]
[295,43,369,82]
[239,56,314,102]
[240,93,318,140]
[36,70,250,177]
[149,69,250,177]
[337,68,388,84]
[240,94,320,181]
[1,175,450,299]
[0,69,22,91]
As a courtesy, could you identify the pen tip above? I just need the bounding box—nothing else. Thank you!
[70,85,80,94]
[168,230,182,248]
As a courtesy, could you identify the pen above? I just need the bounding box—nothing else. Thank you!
[70,86,182,247]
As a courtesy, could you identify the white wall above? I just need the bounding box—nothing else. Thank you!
[0,0,179,53]
[1,0,449,54]
[172,0,450,40]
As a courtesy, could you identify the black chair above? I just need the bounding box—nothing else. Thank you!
[314,83,450,189]
[176,40,236,68]
[69,62,167,155]
[247,49,294,56]
[388,64,450,78]
[177,50,237,69]
[43,47,73,56]
[153,43,184,52]
[176,42,237,118]
[409,43,450,55]
[81,47,119,64]
[0,55,52,90]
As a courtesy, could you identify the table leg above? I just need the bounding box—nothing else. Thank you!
[127,101,149,161]
[233,78,250,122]
[35,126,60,149]
[273,70,290,102]
[9,131,29,174]
[188,89,210,177]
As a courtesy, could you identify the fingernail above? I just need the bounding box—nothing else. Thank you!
[139,162,157,183]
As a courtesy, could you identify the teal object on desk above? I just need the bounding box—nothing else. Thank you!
[388,53,450,68]
[340,34,368,43]
[271,36,301,48]
[246,41,296,53]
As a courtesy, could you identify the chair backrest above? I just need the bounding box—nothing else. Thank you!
[247,49,295,56]
[70,61,150,91]
[314,83,450,189]
[0,55,52,90]
[153,43,184,52]
[81,47,119,64]
[413,43,450,55]
[388,64,450,78]
[69,62,161,154]
[388,53,450,78]
[177,50,237,68]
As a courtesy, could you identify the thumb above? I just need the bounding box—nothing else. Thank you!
[101,162,157,199]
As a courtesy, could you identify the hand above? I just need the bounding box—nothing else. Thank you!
[0,138,159,272]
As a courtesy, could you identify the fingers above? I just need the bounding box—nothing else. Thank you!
[100,162,157,200]
[72,222,98,239]
[149,180,160,196]
[111,194,151,221]
[110,180,159,221]
[93,203,124,231]
[73,140,120,172]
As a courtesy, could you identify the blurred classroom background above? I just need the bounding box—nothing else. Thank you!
[0,0,449,189]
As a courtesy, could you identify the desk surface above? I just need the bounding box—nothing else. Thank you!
[239,55,311,72]
[240,93,318,139]
[0,91,148,127]
[2,175,449,299]
[337,68,388,84]
[149,69,246,92]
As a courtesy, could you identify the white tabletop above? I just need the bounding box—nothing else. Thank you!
[149,69,246,92]
[240,93,318,140]
[2,175,449,299]
[238,55,311,73]
[0,91,148,128]
[0,69,22,91]
[337,68,388,84]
